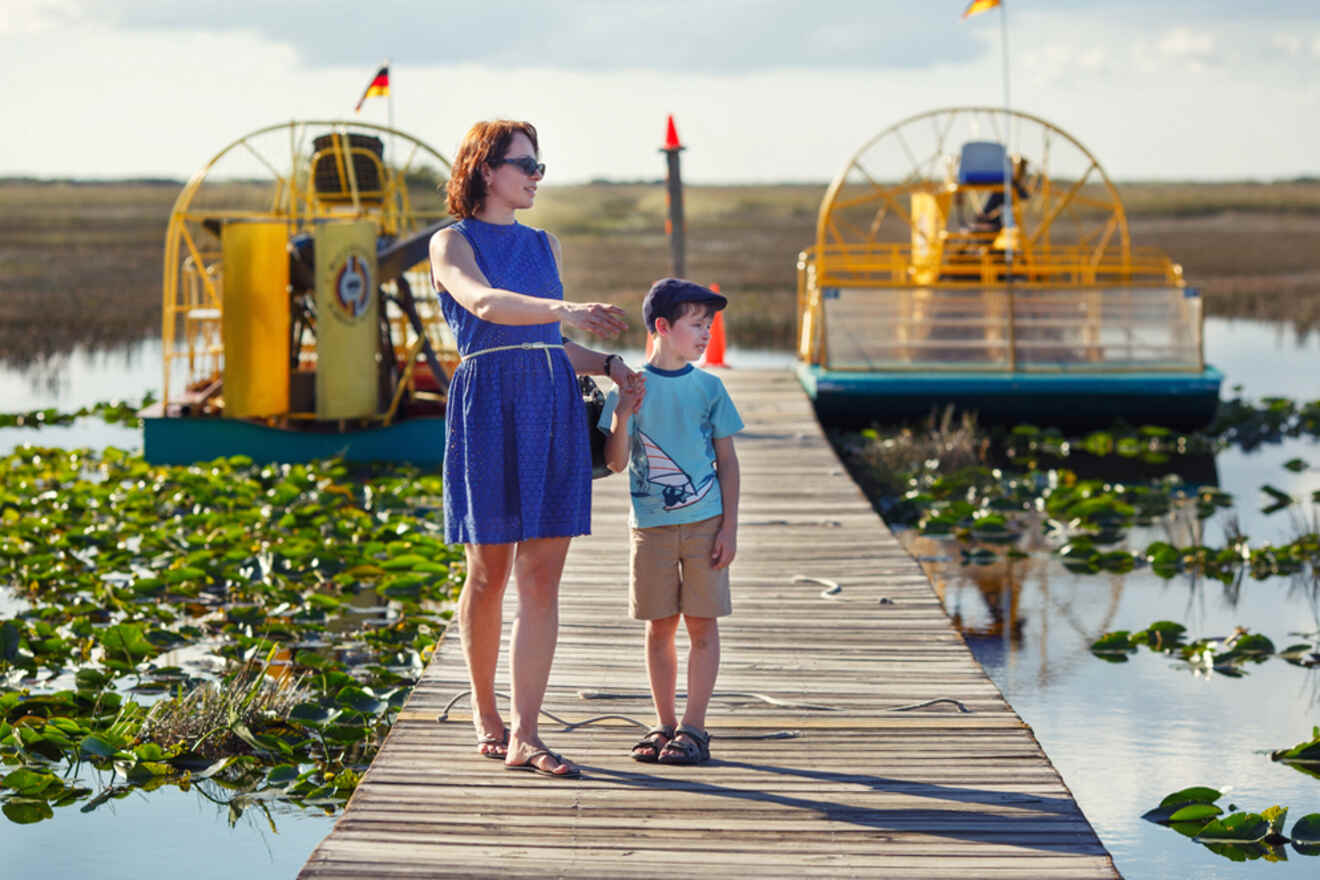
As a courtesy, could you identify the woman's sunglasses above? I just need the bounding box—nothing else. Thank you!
[491,156,546,177]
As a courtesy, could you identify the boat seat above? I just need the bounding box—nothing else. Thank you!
[312,133,386,205]
[958,141,1007,185]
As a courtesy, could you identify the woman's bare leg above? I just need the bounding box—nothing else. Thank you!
[460,542,515,756]
[505,535,576,774]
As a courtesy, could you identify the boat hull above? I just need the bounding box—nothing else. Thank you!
[794,363,1224,431]
[142,415,445,466]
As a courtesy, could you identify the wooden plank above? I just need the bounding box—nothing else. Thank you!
[299,368,1117,880]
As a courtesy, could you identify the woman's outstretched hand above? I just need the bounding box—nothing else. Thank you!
[562,302,627,338]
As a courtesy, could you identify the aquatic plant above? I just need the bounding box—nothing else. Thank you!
[0,395,153,429]
[831,409,1320,590]
[1142,784,1320,861]
[1272,727,1320,781]
[1091,622,1320,675]
[0,446,461,825]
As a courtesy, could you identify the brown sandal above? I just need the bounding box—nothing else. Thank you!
[630,724,676,763]
[658,724,711,765]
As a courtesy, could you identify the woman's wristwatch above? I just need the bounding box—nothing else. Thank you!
[602,353,620,378]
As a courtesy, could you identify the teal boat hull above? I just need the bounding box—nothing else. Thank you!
[794,363,1224,430]
[143,415,445,466]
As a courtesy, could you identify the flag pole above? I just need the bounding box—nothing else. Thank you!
[998,2,1017,371]
[1000,3,1013,266]
[386,58,395,174]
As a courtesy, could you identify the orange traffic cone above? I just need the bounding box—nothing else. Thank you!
[700,285,728,368]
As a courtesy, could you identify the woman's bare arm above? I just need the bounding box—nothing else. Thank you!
[430,228,626,336]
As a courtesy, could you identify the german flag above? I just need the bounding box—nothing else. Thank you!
[354,65,389,112]
[962,0,1001,18]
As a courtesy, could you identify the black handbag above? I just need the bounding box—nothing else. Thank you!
[580,375,612,479]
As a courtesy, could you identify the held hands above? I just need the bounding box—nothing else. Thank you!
[563,302,627,338]
[613,362,646,415]
[711,525,737,570]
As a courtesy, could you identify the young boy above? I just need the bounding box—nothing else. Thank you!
[598,277,743,765]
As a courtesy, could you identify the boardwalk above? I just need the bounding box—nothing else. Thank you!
[299,368,1118,880]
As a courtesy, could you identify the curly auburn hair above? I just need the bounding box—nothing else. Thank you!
[444,120,540,218]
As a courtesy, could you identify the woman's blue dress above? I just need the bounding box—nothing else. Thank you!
[436,218,592,545]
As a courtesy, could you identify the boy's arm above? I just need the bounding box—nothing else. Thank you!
[711,435,740,569]
[604,386,641,473]
[604,407,631,473]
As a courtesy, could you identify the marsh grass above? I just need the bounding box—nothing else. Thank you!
[3,179,1320,365]
[138,665,311,759]
[833,405,988,499]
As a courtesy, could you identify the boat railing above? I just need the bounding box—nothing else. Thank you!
[796,247,1204,373]
[808,242,1181,288]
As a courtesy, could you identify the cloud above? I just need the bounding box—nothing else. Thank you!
[26,1,1320,75]
[1156,28,1216,59]
[29,0,995,71]
[4,2,1319,181]
[3,0,80,34]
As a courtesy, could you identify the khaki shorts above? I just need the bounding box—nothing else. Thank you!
[630,515,732,620]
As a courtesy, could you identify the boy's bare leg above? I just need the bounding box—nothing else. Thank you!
[506,536,576,775]
[645,614,681,728]
[680,616,720,731]
[460,542,515,756]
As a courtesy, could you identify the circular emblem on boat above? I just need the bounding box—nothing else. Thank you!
[335,255,371,319]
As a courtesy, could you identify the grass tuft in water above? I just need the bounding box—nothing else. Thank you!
[140,665,310,759]
[835,405,987,496]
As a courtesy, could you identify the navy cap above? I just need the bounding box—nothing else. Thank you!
[642,277,727,332]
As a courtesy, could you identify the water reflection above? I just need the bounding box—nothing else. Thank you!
[909,487,1320,877]
[0,339,160,412]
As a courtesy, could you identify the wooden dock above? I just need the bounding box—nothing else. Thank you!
[299,368,1118,879]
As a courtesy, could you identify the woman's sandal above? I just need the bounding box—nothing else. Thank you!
[630,724,676,763]
[657,724,711,765]
[475,728,509,760]
[504,748,581,779]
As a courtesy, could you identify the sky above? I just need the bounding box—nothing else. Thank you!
[3,0,1318,183]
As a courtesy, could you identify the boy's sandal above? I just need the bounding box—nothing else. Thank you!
[657,724,711,765]
[630,724,676,763]
[504,748,581,779]
[475,728,509,760]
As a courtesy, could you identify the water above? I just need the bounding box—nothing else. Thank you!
[2,318,1318,878]
[917,317,1320,878]
[4,787,331,880]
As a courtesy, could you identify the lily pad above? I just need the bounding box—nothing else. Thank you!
[2,797,54,824]
[1091,631,1134,655]
[2,768,59,797]
[1292,813,1320,845]
[1143,786,1223,824]
[1169,803,1223,823]
[1195,812,1270,844]
[265,764,300,786]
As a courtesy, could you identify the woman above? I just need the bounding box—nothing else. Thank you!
[429,120,641,778]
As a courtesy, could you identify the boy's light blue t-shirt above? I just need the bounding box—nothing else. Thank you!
[597,363,743,528]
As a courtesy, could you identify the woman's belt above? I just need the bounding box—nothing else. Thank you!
[461,341,565,372]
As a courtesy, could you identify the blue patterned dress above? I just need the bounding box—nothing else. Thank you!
[435,218,592,545]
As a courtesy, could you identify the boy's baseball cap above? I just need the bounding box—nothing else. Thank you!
[642,277,727,332]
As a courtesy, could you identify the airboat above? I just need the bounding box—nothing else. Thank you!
[795,107,1223,430]
[140,120,458,464]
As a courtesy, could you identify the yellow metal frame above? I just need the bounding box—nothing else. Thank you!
[798,108,1196,373]
[160,120,454,410]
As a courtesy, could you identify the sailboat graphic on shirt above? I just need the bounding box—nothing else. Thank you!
[632,430,716,510]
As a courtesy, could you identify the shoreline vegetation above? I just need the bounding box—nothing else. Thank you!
[3,179,1320,366]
